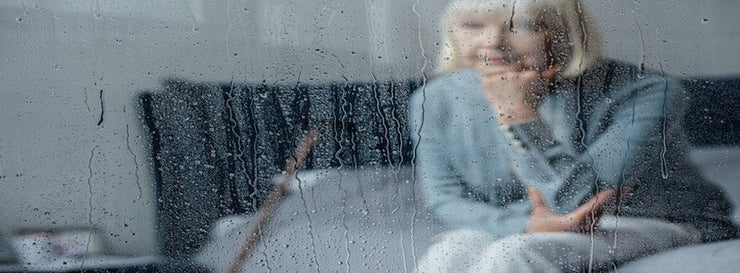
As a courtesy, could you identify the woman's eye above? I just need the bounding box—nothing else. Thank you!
[462,21,483,29]
[511,22,542,33]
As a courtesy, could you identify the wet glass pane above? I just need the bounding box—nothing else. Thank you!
[1,0,738,272]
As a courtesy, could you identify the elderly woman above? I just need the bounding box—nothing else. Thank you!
[409,0,738,272]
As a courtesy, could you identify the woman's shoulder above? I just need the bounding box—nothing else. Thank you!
[415,69,478,93]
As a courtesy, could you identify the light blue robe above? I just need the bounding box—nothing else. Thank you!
[409,60,737,241]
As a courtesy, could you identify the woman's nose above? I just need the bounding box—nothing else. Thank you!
[478,27,508,49]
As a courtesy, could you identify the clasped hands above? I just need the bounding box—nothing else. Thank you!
[525,187,621,233]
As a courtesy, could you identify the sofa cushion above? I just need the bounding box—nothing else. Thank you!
[689,148,740,224]
[196,166,446,273]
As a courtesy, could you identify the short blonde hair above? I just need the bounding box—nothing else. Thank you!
[436,0,602,78]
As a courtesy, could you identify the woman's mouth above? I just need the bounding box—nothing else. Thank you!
[476,54,510,66]
[484,57,507,66]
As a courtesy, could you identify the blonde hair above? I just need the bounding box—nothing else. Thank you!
[436,0,602,78]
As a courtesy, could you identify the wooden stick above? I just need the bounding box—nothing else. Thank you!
[224,130,318,273]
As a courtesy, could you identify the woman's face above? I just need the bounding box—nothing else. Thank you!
[451,11,549,78]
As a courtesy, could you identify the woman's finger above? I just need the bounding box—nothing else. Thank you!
[527,187,548,211]
[572,189,614,222]
[541,65,562,81]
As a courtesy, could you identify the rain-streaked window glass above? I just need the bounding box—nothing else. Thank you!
[1,1,738,272]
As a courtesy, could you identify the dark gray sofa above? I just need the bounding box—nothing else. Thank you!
[139,76,740,272]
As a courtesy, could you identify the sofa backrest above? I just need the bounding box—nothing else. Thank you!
[682,77,740,146]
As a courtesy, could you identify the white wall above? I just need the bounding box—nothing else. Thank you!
[1,0,738,256]
[591,0,740,77]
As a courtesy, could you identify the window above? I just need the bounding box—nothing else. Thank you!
[1,1,737,272]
